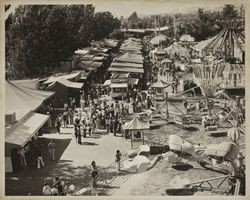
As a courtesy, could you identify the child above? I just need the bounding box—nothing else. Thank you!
[115,150,122,171]
[91,161,98,187]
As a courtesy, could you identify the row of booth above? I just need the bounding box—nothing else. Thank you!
[103,37,145,100]
[40,38,120,107]
[5,38,120,172]
[5,79,55,172]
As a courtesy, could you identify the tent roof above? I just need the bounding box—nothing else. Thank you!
[44,72,81,84]
[110,83,128,88]
[115,52,143,64]
[75,49,89,55]
[103,79,111,86]
[93,56,106,61]
[82,61,103,68]
[10,79,39,89]
[111,62,143,69]
[128,78,139,85]
[164,42,188,52]
[193,36,217,51]
[180,34,195,42]
[123,116,150,130]
[121,28,145,33]
[124,37,141,42]
[108,67,144,73]
[104,39,118,48]
[5,112,49,147]
[5,81,54,121]
[111,72,130,79]
[151,80,169,88]
[161,58,172,63]
[150,34,167,45]
[47,78,83,90]
[119,49,142,54]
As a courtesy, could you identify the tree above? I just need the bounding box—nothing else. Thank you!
[92,11,120,40]
[5,5,11,12]
[127,11,143,29]
[223,4,238,19]
[5,5,99,78]
[110,29,124,40]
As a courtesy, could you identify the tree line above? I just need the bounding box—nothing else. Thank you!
[121,4,242,41]
[5,5,120,78]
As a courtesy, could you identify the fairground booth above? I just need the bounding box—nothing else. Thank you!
[46,78,84,108]
[123,115,150,149]
[150,79,170,100]
[5,80,54,173]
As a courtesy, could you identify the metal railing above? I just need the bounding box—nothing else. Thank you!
[88,154,129,195]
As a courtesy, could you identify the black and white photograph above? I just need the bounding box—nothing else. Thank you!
[3,0,247,197]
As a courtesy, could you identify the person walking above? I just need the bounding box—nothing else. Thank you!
[184,100,188,110]
[105,117,110,133]
[55,116,61,134]
[68,107,74,125]
[48,139,55,161]
[74,114,80,141]
[62,111,68,128]
[115,150,122,171]
[35,145,45,169]
[80,96,85,111]
[77,127,82,144]
[91,161,98,187]
[47,112,52,128]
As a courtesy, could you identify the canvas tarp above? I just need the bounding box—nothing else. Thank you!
[47,78,83,90]
[110,83,128,88]
[44,72,81,84]
[150,80,169,88]
[150,34,167,45]
[75,49,89,55]
[104,39,118,48]
[111,62,143,69]
[193,36,217,52]
[5,112,49,147]
[123,116,150,130]
[10,79,39,89]
[128,78,139,85]
[180,34,195,42]
[108,67,144,73]
[6,81,54,121]
[103,79,111,86]
[164,42,190,58]
[115,52,143,64]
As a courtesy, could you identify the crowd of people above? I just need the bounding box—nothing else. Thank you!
[42,177,75,196]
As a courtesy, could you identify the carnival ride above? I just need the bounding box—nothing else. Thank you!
[165,134,245,195]
[149,16,245,131]
[154,18,245,195]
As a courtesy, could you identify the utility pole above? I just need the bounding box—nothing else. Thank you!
[173,15,176,41]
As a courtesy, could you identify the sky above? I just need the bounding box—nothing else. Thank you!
[4,1,243,20]
[93,0,229,18]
